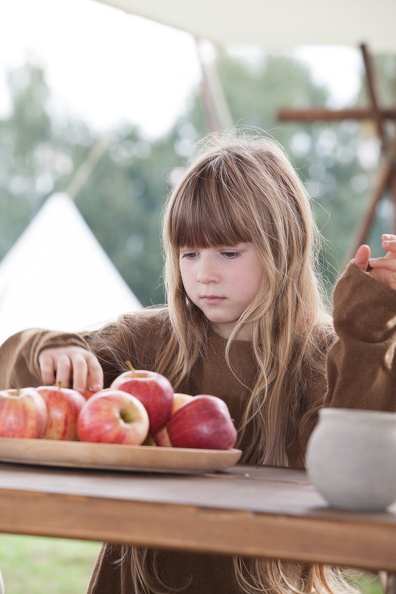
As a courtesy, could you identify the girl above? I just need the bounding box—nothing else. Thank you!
[1,132,396,594]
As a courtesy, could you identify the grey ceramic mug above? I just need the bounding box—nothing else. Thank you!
[306,408,396,511]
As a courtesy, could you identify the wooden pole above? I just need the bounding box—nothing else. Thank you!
[277,107,396,123]
[360,44,387,147]
[391,149,396,234]
[349,157,393,256]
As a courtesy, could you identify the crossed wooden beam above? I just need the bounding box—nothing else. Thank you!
[277,44,396,259]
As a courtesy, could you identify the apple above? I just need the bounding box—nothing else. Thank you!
[153,393,194,447]
[167,394,237,450]
[77,388,150,445]
[0,387,48,439]
[110,365,174,435]
[81,388,97,400]
[36,385,86,440]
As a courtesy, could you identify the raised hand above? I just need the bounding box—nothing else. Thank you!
[354,234,396,291]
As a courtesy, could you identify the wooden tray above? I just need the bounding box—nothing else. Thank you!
[0,437,242,474]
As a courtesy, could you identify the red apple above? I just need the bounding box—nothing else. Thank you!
[110,367,174,435]
[36,385,86,441]
[167,395,237,450]
[0,387,48,439]
[81,388,97,400]
[77,388,150,445]
[153,393,194,447]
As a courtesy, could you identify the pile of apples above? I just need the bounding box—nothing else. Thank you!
[0,366,237,450]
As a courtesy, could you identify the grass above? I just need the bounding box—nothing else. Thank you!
[348,571,384,594]
[0,535,100,594]
[0,535,385,594]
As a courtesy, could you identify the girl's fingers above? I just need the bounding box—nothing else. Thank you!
[55,354,73,388]
[65,353,88,393]
[38,347,103,393]
[353,244,371,271]
[370,232,396,268]
[382,234,396,254]
[81,352,104,393]
[38,351,57,386]
[369,257,396,271]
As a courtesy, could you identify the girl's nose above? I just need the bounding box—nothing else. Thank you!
[197,254,220,284]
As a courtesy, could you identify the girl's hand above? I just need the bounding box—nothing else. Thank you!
[354,234,396,291]
[38,346,104,394]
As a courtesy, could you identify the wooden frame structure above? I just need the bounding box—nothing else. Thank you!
[278,44,396,258]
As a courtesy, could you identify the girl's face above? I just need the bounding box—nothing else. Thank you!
[179,242,264,340]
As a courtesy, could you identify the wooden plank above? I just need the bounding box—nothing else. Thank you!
[277,107,396,123]
[0,487,396,572]
[0,463,395,573]
[0,462,395,519]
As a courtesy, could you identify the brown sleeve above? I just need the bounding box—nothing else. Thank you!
[0,329,89,389]
[325,261,396,411]
[0,309,169,390]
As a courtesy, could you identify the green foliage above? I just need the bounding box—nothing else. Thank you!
[0,534,100,594]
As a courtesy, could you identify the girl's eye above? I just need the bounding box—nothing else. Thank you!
[221,251,240,258]
[181,252,198,259]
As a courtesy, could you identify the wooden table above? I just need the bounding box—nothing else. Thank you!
[0,462,395,590]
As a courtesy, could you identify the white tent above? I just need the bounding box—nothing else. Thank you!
[0,193,142,344]
[94,0,396,53]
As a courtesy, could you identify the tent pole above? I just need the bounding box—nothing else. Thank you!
[195,38,233,133]
[66,135,111,201]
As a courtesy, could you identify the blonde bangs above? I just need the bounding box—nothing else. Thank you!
[166,159,253,250]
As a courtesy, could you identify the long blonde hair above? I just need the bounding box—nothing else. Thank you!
[130,131,355,594]
[160,131,331,465]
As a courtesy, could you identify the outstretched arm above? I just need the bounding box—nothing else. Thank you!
[0,330,103,394]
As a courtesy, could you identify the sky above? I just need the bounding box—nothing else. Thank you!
[0,0,363,139]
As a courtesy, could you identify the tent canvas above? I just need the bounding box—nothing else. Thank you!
[0,193,141,344]
[94,0,396,53]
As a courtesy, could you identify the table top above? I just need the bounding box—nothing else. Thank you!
[0,461,395,572]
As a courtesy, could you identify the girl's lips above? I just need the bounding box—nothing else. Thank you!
[201,296,225,304]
